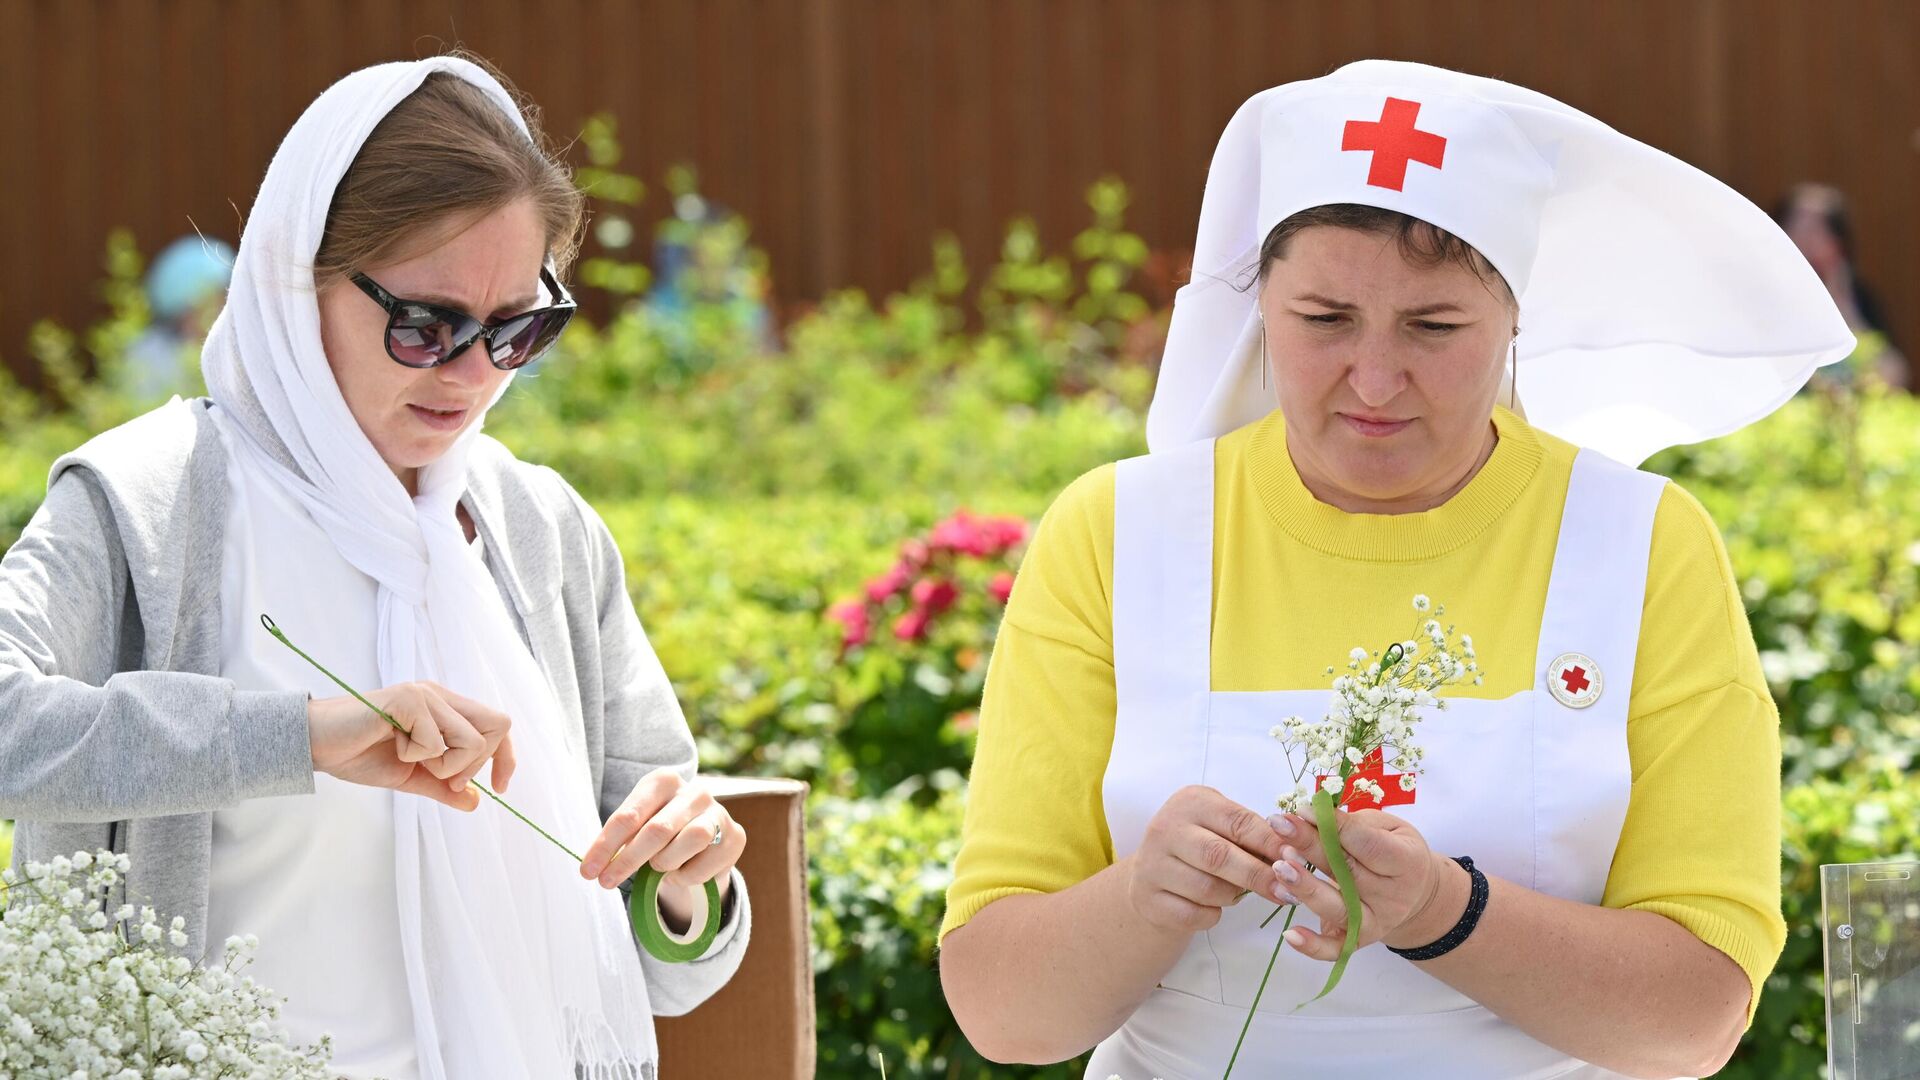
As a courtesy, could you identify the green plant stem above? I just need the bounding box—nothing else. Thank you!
[1300,786,1363,1008]
[1222,904,1298,1080]
[260,614,583,865]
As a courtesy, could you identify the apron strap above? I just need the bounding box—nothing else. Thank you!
[1531,447,1667,900]
[1108,438,1217,859]
[1113,438,1218,704]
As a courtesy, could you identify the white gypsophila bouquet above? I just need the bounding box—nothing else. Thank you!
[1270,594,1481,818]
[0,850,334,1079]
[1219,595,1480,1080]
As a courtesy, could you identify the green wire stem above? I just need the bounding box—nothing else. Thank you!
[260,613,583,864]
[1222,903,1299,1079]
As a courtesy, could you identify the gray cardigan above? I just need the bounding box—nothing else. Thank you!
[0,397,747,1023]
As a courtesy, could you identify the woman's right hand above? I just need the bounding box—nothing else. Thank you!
[306,682,516,812]
[1125,785,1293,934]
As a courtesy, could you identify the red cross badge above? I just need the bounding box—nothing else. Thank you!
[1342,97,1447,192]
[1547,652,1602,709]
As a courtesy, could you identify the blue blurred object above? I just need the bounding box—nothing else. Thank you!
[146,236,235,321]
[121,235,235,399]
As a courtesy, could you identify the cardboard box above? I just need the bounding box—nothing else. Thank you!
[655,776,814,1079]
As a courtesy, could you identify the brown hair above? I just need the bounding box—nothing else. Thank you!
[1255,204,1515,311]
[312,58,584,292]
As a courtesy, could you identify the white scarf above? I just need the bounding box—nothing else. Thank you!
[200,58,655,1079]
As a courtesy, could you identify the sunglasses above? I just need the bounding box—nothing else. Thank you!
[350,266,576,371]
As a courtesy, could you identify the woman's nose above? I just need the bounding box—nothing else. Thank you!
[441,341,503,386]
[1346,348,1409,408]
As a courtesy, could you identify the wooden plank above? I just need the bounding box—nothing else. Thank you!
[6,0,1920,377]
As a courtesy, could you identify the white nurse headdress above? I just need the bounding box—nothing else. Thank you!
[1145,60,1855,465]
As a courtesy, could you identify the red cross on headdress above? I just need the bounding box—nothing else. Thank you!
[1342,97,1448,191]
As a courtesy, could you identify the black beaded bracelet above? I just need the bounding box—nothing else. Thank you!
[1387,855,1488,962]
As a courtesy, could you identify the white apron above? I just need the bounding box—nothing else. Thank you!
[1088,437,1670,1080]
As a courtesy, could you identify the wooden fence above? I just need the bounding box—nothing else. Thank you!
[4,0,1916,378]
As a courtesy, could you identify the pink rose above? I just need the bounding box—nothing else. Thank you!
[866,564,912,604]
[901,539,932,568]
[987,517,1029,554]
[827,599,871,650]
[893,609,931,642]
[988,571,1015,605]
[911,577,960,616]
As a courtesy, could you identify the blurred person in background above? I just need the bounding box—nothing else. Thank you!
[647,169,775,370]
[1775,182,1909,390]
[121,235,236,399]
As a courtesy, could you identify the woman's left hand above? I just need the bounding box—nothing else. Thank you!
[1268,809,1465,960]
[580,767,746,928]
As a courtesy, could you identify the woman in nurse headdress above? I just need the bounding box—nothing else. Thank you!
[939,60,1850,1079]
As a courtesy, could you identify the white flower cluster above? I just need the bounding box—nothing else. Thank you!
[0,851,333,1079]
[1269,595,1482,815]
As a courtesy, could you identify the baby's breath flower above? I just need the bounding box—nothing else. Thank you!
[0,849,332,1077]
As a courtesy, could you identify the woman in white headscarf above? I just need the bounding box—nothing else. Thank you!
[939,61,1851,1078]
[0,56,748,1078]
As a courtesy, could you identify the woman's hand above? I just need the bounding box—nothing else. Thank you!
[579,767,745,930]
[307,681,516,812]
[1125,785,1293,934]
[1269,809,1467,958]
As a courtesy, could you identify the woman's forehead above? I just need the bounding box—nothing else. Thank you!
[365,202,548,310]
[1268,228,1503,303]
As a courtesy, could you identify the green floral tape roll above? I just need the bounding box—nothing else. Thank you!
[629,865,723,963]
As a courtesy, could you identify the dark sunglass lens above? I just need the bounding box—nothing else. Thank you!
[491,310,568,370]
[386,304,459,367]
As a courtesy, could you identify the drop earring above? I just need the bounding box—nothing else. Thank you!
[1507,329,1520,411]
[1259,315,1269,391]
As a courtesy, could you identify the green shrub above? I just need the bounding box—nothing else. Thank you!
[1651,390,1920,785]
[1720,768,1920,1077]
[808,773,1085,1080]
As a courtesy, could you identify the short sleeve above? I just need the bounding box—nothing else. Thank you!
[1604,482,1786,1023]
[940,464,1122,942]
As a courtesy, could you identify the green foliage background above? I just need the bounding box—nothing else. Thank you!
[2,136,1914,1077]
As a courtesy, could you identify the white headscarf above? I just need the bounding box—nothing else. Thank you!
[1147,60,1856,465]
[201,58,656,1079]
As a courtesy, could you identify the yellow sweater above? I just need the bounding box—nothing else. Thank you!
[941,406,1785,1021]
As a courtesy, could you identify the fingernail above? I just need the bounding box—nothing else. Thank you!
[1272,815,1296,836]
[581,861,602,879]
[1276,888,1297,906]
[1283,928,1305,948]
[1275,860,1300,884]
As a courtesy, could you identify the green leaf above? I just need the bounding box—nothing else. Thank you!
[1299,787,1363,1007]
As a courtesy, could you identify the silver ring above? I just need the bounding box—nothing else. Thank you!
[709,819,725,847]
